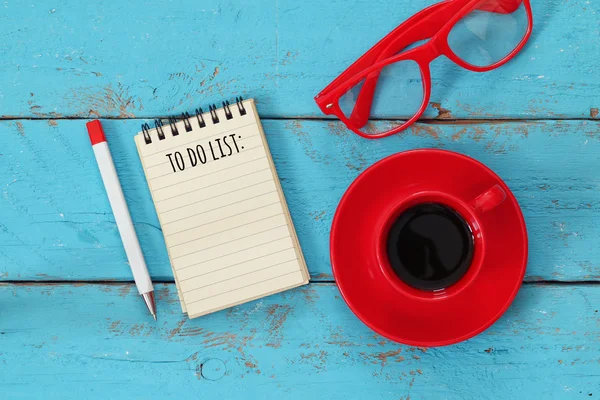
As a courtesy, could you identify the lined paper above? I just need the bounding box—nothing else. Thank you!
[134,99,309,318]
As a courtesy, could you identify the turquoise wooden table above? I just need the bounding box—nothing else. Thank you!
[1,0,599,398]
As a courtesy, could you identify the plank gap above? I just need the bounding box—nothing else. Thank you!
[2,116,600,124]
[0,280,599,286]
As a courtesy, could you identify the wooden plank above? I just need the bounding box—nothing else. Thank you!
[0,0,597,119]
[1,119,599,282]
[0,282,598,399]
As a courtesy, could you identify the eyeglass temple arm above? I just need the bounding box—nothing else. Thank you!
[347,0,456,127]
[477,0,523,13]
[349,0,523,128]
[318,1,452,100]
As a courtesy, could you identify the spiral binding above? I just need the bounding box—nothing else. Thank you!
[141,96,247,144]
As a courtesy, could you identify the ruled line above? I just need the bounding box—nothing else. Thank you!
[178,247,295,283]
[160,178,274,213]
[184,271,299,306]
[157,167,271,203]
[151,155,267,192]
[166,200,281,236]
[175,236,292,272]
[172,224,289,260]
[170,213,285,250]
[162,190,278,226]
[148,143,265,179]
[142,121,257,157]
[181,258,298,294]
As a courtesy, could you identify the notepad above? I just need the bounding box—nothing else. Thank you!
[134,98,309,318]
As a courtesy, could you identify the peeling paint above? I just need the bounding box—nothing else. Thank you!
[168,318,187,340]
[15,122,25,136]
[118,285,132,298]
[430,102,453,119]
[265,304,291,348]
[361,348,404,367]
[327,121,349,137]
[409,124,440,139]
[299,350,328,370]
[302,287,320,304]
[69,83,138,118]
[310,211,326,221]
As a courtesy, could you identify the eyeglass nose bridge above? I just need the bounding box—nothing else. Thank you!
[417,39,445,65]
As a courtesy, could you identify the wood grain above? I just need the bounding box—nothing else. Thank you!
[2,0,599,397]
[1,119,599,282]
[0,0,597,119]
[0,282,597,399]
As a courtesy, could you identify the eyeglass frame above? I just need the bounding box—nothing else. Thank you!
[314,0,533,139]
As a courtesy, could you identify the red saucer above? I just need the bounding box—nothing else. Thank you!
[331,149,528,346]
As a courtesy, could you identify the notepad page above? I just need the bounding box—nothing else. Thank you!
[135,99,309,318]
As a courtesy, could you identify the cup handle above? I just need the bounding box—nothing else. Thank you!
[469,184,506,215]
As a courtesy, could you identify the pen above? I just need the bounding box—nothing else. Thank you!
[86,120,157,320]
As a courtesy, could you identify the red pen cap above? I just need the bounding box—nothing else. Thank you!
[86,120,107,145]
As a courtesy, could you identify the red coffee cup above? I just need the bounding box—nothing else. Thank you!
[331,149,528,346]
[376,184,506,301]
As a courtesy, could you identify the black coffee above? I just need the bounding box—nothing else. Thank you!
[386,203,474,291]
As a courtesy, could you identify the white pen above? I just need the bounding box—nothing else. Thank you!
[86,120,157,320]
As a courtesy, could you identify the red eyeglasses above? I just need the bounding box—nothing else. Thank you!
[315,0,533,139]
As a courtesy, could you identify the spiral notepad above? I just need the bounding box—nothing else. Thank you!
[134,98,309,318]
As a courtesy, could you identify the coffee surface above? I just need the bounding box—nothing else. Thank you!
[387,203,474,290]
